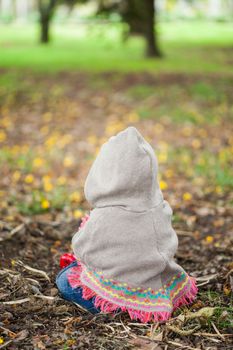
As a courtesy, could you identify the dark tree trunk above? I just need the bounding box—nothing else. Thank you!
[144,0,162,58]
[40,16,50,43]
[121,0,162,58]
[38,0,57,44]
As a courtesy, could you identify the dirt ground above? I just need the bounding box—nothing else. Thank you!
[0,71,232,349]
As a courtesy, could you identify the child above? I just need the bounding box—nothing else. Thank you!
[56,126,198,322]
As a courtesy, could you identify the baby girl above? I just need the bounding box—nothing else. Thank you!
[56,126,197,323]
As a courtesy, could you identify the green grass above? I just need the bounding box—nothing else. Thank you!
[126,77,232,126]
[0,20,232,73]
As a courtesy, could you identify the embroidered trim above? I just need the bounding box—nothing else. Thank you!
[67,261,198,323]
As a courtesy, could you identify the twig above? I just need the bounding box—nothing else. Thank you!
[167,340,201,350]
[73,302,93,313]
[196,273,218,286]
[2,298,30,305]
[119,319,131,333]
[34,295,56,301]
[16,261,50,282]
[0,224,25,242]
[195,274,218,282]
[0,221,11,231]
[193,332,233,338]
[211,322,226,341]
[0,340,13,349]
[25,277,41,286]
[128,322,150,327]
[0,269,19,276]
[0,326,17,337]
[225,268,233,279]
[63,317,76,326]
[176,230,194,237]
[103,324,115,334]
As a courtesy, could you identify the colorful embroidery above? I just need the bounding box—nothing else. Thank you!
[67,261,198,323]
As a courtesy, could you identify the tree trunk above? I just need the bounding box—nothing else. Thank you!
[121,0,162,58]
[40,16,50,43]
[144,0,162,58]
[38,0,57,44]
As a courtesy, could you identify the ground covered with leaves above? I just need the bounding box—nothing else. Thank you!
[0,70,232,349]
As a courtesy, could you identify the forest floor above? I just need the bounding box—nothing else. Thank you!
[0,69,232,350]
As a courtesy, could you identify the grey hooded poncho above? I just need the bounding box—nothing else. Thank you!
[70,127,197,323]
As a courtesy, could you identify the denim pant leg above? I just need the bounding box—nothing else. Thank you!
[56,261,100,314]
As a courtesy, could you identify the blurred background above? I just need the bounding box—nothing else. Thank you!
[0,0,232,222]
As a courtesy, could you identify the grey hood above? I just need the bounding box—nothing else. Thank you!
[72,126,183,293]
[84,126,163,211]
[71,127,197,318]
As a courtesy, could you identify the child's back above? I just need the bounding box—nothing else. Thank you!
[57,127,198,323]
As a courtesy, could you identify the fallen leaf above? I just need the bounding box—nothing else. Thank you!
[186,307,217,320]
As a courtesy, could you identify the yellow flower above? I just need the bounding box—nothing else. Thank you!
[193,177,204,186]
[181,153,190,163]
[58,134,73,148]
[0,130,6,142]
[11,145,21,155]
[186,168,193,177]
[158,152,167,163]
[183,192,192,201]
[182,126,192,137]
[165,169,174,178]
[12,170,21,182]
[197,157,206,166]
[73,209,83,219]
[42,112,52,122]
[33,157,44,168]
[99,137,108,144]
[42,175,51,183]
[215,186,223,194]
[218,149,229,163]
[63,156,74,167]
[41,199,50,209]
[191,139,201,149]
[70,191,82,203]
[57,176,67,185]
[1,117,12,129]
[158,141,168,151]
[125,112,139,123]
[87,135,98,145]
[105,121,125,136]
[95,146,100,156]
[45,133,59,149]
[25,174,34,184]
[40,125,49,135]
[1,201,7,208]
[21,144,29,153]
[0,337,4,345]
[205,235,213,244]
[198,128,207,138]
[43,181,53,192]
[154,123,164,134]
[160,180,168,190]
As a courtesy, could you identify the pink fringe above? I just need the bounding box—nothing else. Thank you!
[91,287,172,322]
[173,277,198,310]
[68,268,198,323]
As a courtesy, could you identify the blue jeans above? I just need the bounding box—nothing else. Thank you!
[56,261,100,314]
